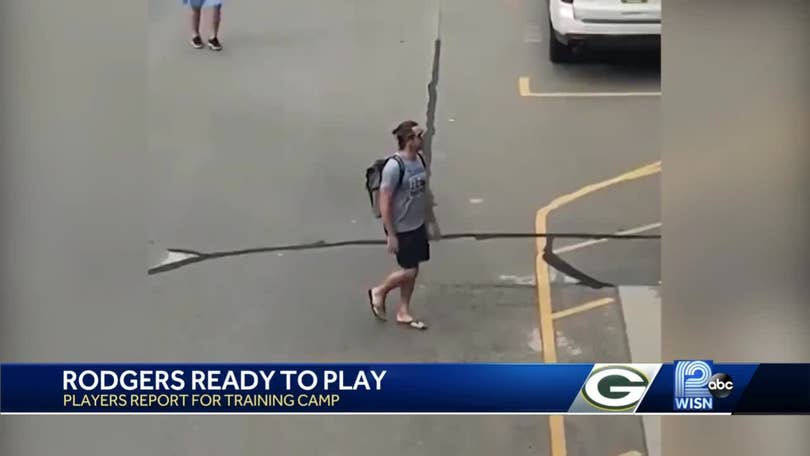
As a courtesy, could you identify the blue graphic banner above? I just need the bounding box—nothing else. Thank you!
[1,363,807,414]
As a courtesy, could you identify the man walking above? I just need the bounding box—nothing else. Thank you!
[368,120,440,330]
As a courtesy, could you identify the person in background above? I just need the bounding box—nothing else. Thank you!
[183,0,223,51]
[367,121,441,330]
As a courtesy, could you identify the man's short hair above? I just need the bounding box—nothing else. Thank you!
[392,120,420,150]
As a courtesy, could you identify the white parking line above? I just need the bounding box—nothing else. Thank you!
[524,24,543,43]
[519,77,661,98]
[553,222,661,255]
[151,250,198,269]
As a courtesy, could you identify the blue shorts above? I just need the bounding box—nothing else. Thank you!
[182,0,222,8]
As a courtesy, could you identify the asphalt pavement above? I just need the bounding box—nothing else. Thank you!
[143,0,660,455]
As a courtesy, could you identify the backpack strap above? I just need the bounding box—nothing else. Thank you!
[416,152,427,169]
[389,152,427,188]
[390,154,406,190]
[391,153,427,190]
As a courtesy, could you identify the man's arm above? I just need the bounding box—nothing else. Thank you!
[421,155,440,236]
[379,188,395,235]
[379,160,400,252]
[425,185,437,224]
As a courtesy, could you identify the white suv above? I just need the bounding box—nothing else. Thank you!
[548,0,661,63]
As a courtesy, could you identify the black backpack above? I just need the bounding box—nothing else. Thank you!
[365,153,426,218]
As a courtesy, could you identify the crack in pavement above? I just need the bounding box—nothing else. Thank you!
[147,231,659,276]
[544,236,613,289]
[423,38,440,165]
[148,12,658,287]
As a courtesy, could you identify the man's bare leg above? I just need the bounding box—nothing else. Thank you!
[371,268,417,313]
[396,268,419,322]
[203,5,223,50]
[190,7,202,38]
[210,5,222,38]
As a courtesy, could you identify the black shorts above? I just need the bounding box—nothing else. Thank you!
[393,225,430,269]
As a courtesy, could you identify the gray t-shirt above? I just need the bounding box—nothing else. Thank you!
[380,152,428,233]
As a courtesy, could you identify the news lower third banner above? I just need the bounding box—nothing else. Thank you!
[1,363,807,415]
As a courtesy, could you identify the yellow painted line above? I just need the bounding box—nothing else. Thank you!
[617,452,643,456]
[518,77,534,97]
[549,416,567,456]
[552,297,615,320]
[519,76,662,98]
[534,161,662,456]
[537,162,661,220]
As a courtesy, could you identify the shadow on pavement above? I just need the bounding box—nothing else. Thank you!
[573,47,661,69]
[549,47,661,86]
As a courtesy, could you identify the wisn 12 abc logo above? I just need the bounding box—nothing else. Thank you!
[674,360,734,411]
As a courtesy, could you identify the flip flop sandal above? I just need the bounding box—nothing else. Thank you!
[367,289,386,321]
[397,319,427,330]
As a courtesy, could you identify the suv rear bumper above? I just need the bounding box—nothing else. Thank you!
[553,31,660,49]
[550,2,661,46]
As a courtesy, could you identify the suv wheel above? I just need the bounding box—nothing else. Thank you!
[549,21,575,63]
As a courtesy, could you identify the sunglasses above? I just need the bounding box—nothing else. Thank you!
[408,129,424,140]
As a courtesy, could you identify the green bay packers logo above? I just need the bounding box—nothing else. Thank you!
[581,366,650,411]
